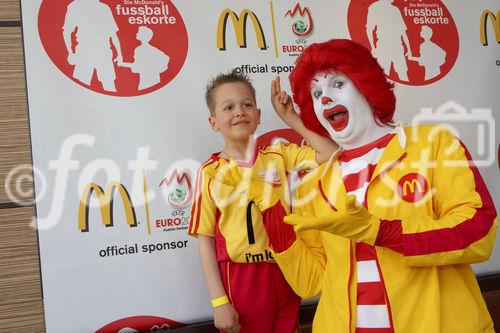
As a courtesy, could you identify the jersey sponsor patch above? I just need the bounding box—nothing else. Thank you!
[258,169,281,186]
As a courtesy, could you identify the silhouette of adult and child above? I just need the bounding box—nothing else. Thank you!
[62,0,169,91]
[366,0,446,82]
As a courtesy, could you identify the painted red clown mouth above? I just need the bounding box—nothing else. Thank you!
[323,105,349,132]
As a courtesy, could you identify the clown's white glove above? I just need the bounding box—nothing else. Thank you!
[284,196,381,245]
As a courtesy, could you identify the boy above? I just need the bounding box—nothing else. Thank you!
[188,71,337,333]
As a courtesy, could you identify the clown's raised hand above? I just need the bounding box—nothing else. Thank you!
[284,196,381,245]
[271,75,299,125]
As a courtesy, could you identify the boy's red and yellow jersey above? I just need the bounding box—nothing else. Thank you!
[275,125,497,333]
[188,143,315,263]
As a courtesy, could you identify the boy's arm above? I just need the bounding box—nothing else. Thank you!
[188,164,240,333]
[198,235,240,333]
[271,76,338,164]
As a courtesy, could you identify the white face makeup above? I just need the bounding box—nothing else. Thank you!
[310,70,388,149]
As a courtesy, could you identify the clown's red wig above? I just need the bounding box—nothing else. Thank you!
[290,39,396,136]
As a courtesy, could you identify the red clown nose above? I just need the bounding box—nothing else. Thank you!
[321,96,332,105]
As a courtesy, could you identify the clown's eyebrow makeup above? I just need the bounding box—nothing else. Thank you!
[312,71,341,82]
[311,74,328,83]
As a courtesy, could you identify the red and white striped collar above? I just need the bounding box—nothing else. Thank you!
[210,143,259,168]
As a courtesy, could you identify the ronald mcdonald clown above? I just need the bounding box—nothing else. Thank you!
[267,39,498,333]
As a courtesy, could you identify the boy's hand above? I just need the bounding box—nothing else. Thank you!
[284,196,381,244]
[213,303,240,333]
[271,76,299,124]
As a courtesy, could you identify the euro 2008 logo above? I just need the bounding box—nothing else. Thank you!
[38,0,188,96]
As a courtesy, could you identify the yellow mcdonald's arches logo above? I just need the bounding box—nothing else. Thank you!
[78,182,137,232]
[480,9,500,45]
[217,8,267,50]
[402,179,424,196]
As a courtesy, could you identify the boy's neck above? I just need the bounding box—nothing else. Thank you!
[221,139,256,162]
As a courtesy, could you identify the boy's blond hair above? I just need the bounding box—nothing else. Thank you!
[205,71,257,116]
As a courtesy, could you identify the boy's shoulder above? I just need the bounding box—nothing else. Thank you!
[258,143,289,160]
[258,142,302,154]
[259,142,314,160]
[197,153,220,174]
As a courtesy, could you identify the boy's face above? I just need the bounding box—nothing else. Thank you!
[209,82,260,143]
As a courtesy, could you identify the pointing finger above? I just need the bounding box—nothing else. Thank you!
[275,75,281,92]
[271,77,279,97]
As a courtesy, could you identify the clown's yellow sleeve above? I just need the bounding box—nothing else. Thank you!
[274,172,327,299]
[401,127,498,266]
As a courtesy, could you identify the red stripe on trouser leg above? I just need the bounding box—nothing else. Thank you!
[219,261,300,333]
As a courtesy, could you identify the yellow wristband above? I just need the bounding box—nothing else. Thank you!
[211,295,229,308]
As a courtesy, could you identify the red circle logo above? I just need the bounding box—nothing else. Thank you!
[95,315,184,332]
[397,173,429,202]
[38,0,188,96]
[256,128,305,147]
[347,0,458,86]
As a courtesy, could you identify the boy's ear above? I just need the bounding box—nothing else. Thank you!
[208,116,219,132]
[257,108,261,124]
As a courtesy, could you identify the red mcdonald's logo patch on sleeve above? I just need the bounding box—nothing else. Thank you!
[397,173,429,203]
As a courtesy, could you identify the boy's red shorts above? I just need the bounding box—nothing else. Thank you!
[219,260,300,333]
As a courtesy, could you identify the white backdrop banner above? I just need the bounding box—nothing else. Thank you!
[20,0,499,332]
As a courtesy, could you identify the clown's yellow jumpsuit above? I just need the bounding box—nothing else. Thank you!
[275,125,497,333]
